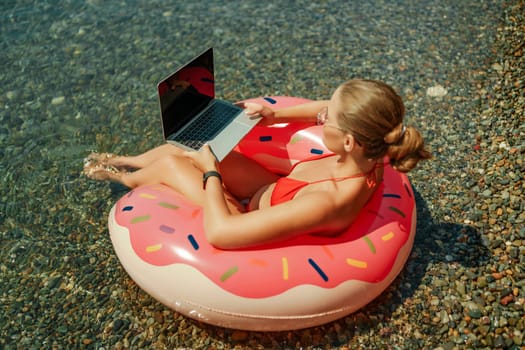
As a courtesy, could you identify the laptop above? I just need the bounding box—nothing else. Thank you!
[157,47,261,161]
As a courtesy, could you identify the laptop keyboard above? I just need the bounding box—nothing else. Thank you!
[174,102,240,149]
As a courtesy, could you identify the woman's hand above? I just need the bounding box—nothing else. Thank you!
[183,144,219,173]
[238,102,276,126]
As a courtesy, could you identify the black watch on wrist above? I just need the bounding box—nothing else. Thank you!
[202,171,222,190]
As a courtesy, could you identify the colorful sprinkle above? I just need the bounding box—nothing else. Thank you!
[404,183,412,197]
[158,202,179,210]
[159,225,175,234]
[308,258,328,282]
[363,236,376,254]
[389,206,406,218]
[282,257,289,280]
[263,97,277,104]
[146,244,162,253]
[382,231,395,241]
[122,206,133,212]
[220,266,239,282]
[290,135,303,144]
[346,258,368,269]
[130,215,151,224]
[310,148,324,155]
[249,259,268,267]
[322,246,335,259]
[139,193,157,199]
[187,234,199,250]
[259,135,272,142]
[383,193,401,199]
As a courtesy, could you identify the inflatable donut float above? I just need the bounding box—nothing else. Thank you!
[108,96,417,331]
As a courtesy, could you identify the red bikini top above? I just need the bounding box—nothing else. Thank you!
[270,154,381,206]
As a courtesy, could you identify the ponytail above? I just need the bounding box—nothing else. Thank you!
[385,126,432,172]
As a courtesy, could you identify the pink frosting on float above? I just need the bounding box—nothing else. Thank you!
[111,96,415,299]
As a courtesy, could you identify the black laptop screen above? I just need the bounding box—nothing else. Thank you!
[158,48,215,138]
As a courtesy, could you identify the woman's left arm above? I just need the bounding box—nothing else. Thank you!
[184,145,358,249]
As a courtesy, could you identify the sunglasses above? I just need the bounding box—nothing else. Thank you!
[317,107,362,146]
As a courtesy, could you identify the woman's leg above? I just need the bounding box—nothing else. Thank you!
[219,151,280,199]
[87,144,280,200]
[102,154,246,213]
[99,144,185,169]
[115,150,279,199]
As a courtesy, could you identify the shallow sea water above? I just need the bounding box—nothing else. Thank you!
[3,0,521,349]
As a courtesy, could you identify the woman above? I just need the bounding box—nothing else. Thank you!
[84,79,431,249]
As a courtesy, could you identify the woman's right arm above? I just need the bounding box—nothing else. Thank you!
[273,100,330,123]
[244,100,329,125]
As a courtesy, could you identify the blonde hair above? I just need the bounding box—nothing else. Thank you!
[337,79,431,172]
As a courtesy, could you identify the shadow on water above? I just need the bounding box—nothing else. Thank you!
[411,189,491,269]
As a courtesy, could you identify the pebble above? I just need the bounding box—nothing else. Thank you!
[51,96,65,105]
[6,91,17,100]
[113,319,125,333]
[464,302,483,319]
[46,276,62,290]
[426,85,448,97]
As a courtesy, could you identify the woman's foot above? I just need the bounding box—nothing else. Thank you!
[84,152,117,166]
[84,152,134,171]
[83,164,124,182]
